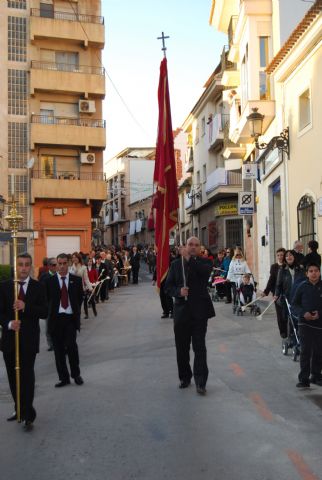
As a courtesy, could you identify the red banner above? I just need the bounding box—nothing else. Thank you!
[153,57,179,288]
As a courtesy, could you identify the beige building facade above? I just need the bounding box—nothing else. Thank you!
[0,0,106,267]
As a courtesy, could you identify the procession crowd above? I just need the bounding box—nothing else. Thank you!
[1,238,322,430]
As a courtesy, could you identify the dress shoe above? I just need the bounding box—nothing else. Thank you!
[74,376,84,386]
[161,313,169,319]
[47,347,54,351]
[196,385,207,395]
[7,412,17,422]
[55,380,71,388]
[23,420,34,431]
[309,376,322,386]
[179,380,191,389]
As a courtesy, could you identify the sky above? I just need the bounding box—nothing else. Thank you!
[102,0,226,163]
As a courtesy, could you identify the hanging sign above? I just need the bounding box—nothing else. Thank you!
[242,163,257,180]
[238,191,255,215]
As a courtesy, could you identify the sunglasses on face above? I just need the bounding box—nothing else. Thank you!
[50,264,57,266]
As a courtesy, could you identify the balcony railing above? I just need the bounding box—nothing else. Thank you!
[228,16,238,47]
[206,167,242,194]
[209,113,230,146]
[32,170,106,181]
[31,61,105,76]
[31,115,106,128]
[30,8,104,24]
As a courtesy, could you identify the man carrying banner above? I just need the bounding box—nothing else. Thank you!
[165,237,215,395]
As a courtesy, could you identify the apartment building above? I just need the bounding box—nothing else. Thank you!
[0,0,106,267]
[103,148,156,247]
[209,0,311,282]
[182,64,243,251]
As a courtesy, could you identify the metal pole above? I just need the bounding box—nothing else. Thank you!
[5,196,23,423]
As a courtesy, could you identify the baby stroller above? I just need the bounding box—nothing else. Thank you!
[233,274,261,316]
[282,297,300,361]
[208,267,226,302]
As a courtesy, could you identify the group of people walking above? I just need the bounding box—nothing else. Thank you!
[0,245,143,431]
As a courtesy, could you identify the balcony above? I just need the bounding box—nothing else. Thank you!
[185,146,194,173]
[31,115,106,150]
[223,121,246,159]
[30,61,105,97]
[227,15,239,63]
[206,167,242,200]
[221,46,239,87]
[208,113,229,150]
[31,170,107,203]
[30,9,104,48]
[230,100,276,144]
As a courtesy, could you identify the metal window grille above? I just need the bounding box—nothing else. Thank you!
[8,122,28,168]
[8,0,27,9]
[297,195,316,253]
[225,218,243,249]
[8,175,28,230]
[8,69,27,115]
[8,16,27,62]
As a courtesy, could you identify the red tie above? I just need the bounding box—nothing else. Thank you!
[60,277,69,309]
[18,281,26,301]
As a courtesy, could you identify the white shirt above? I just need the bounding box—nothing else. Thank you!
[8,276,30,329]
[57,272,73,314]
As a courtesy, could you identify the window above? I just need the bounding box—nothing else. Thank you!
[297,195,315,249]
[8,69,27,115]
[8,122,28,168]
[201,117,206,137]
[40,2,54,18]
[55,51,79,71]
[299,88,311,131]
[41,156,55,178]
[8,175,28,230]
[259,37,270,100]
[8,0,26,8]
[203,164,207,182]
[8,16,27,62]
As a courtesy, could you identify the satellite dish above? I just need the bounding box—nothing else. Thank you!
[27,157,34,169]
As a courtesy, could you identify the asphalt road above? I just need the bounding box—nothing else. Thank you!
[1,267,322,480]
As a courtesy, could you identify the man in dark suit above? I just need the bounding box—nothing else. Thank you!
[98,251,113,302]
[39,257,57,351]
[130,246,141,284]
[46,253,84,388]
[165,237,215,395]
[0,252,48,429]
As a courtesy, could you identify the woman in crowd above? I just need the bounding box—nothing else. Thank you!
[227,248,251,305]
[275,250,305,307]
[262,248,286,337]
[70,252,94,319]
[222,248,233,303]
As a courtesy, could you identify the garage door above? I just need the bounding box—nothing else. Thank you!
[47,236,80,258]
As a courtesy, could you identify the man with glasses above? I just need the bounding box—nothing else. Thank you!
[39,258,57,351]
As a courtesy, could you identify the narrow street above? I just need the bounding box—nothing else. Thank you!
[1,269,322,480]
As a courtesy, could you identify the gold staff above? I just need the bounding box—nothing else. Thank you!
[5,195,23,422]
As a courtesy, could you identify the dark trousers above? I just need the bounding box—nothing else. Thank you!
[160,280,173,314]
[99,278,109,301]
[174,313,208,387]
[225,281,232,302]
[275,302,287,337]
[3,350,37,421]
[52,314,80,381]
[298,325,322,382]
[84,292,97,316]
[132,267,139,284]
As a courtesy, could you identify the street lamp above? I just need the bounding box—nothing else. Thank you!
[247,107,290,158]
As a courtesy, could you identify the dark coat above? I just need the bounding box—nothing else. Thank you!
[275,265,305,302]
[0,278,48,354]
[292,279,322,328]
[45,273,83,334]
[263,263,282,296]
[165,256,215,321]
[303,251,321,268]
[130,252,141,270]
[99,260,113,279]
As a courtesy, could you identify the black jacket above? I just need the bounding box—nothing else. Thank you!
[292,279,322,328]
[165,256,215,321]
[0,278,48,353]
[130,252,141,270]
[303,251,321,268]
[45,273,83,334]
[99,260,113,279]
[275,265,305,302]
[263,263,282,296]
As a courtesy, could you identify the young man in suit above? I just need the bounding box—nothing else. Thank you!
[46,253,84,388]
[165,237,215,395]
[0,253,48,429]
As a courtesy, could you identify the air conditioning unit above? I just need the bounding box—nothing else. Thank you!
[80,153,96,164]
[78,100,96,113]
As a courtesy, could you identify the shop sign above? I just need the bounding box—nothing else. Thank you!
[242,163,257,180]
[214,202,238,216]
[238,191,255,215]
